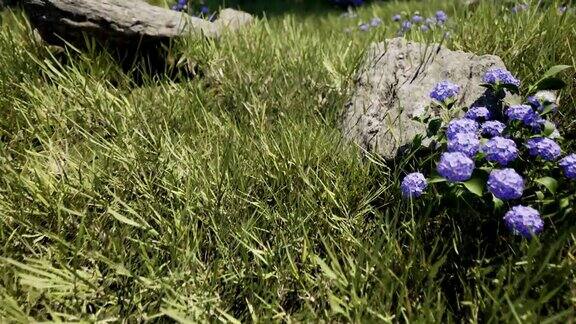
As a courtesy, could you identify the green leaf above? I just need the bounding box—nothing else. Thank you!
[426,118,442,137]
[536,77,566,91]
[493,197,503,210]
[427,176,446,184]
[541,65,572,80]
[108,209,145,229]
[543,121,556,137]
[463,177,484,197]
[560,198,571,209]
[535,177,558,194]
[502,83,520,94]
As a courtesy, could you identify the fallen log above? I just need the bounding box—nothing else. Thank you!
[22,0,252,48]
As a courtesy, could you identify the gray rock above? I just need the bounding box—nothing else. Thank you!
[342,37,508,159]
[216,8,254,32]
[22,0,252,48]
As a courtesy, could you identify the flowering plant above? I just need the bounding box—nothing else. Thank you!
[401,64,573,239]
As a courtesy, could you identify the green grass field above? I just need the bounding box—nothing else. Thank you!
[0,0,575,322]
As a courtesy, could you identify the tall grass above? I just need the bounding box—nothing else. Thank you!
[0,0,575,322]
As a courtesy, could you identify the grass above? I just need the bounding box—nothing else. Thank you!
[0,0,575,322]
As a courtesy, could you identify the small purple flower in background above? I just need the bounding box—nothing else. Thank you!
[483,68,521,87]
[482,137,518,166]
[437,152,475,182]
[401,172,428,198]
[481,120,506,137]
[412,15,423,23]
[558,5,568,14]
[429,80,460,103]
[200,6,210,15]
[172,0,187,11]
[488,169,524,200]
[330,0,364,7]
[559,154,576,179]
[425,17,435,25]
[448,132,480,157]
[401,20,412,31]
[435,10,448,23]
[505,104,533,122]
[421,25,430,32]
[359,23,370,31]
[446,118,479,140]
[503,205,544,238]
[465,106,491,121]
[526,137,562,161]
[370,17,382,27]
[392,14,402,22]
[511,3,529,14]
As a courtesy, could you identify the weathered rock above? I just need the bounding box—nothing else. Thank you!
[22,0,252,48]
[216,8,255,32]
[342,37,508,159]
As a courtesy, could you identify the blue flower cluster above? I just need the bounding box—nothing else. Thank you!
[504,205,544,237]
[172,0,187,11]
[465,106,491,121]
[488,169,524,200]
[171,0,211,19]
[526,137,561,161]
[437,152,475,182]
[401,172,428,198]
[392,10,448,35]
[481,121,506,137]
[430,80,461,104]
[401,66,574,239]
[482,137,518,166]
[483,68,521,88]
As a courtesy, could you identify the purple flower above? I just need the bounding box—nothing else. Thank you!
[511,3,529,14]
[359,23,370,31]
[446,118,479,140]
[392,14,402,22]
[524,111,545,132]
[200,6,210,14]
[370,17,382,27]
[559,154,576,179]
[401,20,412,31]
[421,25,430,32]
[481,121,506,137]
[448,132,480,157]
[429,80,460,103]
[526,137,562,161]
[172,0,187,11]
[412,15,423,23]
[435,10,448,23]
[483,68,521,87]
[488,169,524,200]
[437,152,475,182]
[482,137,518,166]
[465,106,491,121]
[401,172,428,198]
[425,17,435,25]
[506,104,533,122]
[503,205,544,238]
[527,96,540,109]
